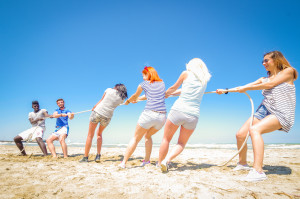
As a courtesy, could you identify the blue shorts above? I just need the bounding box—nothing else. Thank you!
[254,104,271,120]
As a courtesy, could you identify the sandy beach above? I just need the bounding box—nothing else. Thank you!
[0,144,299,199]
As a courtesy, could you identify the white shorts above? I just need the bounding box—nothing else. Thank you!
[168,109,198,130]
[52,126,68,138]
[19,126,45,142]
[138,110,166,130]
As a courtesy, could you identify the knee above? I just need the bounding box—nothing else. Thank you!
[249,126,260,137]
[59,138,66,144]
[144,133,151,140]
[97,135,102,140]
[14,136,21,142]
[236,130,247,141]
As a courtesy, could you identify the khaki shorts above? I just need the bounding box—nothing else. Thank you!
[90,111,111,127]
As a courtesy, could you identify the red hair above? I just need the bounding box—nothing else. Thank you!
[142,66,163,83]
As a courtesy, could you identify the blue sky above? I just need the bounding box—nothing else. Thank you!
[0,0,299,144]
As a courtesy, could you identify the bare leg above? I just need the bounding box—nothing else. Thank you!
[167,126,194,162]
[144,127,159,162]
[250,115,281,172]
[158,119,179,165]
[36,137,48,156]
[46,135,58,158]
[96,125,106,155]
[84,122,98,157]
[59,134,68,158]
[121,124,148,165]
[14,136,26,155]
[236,117,260,165]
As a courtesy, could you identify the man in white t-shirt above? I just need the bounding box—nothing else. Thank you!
[14,101,52,156]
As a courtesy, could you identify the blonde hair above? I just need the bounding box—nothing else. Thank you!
[186,58,211,84]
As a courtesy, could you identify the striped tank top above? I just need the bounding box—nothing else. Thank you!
[261,77,296,132]
[171,71,207,117]
[140,81,166,112]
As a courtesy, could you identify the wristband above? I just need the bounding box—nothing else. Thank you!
[225,88,228,94]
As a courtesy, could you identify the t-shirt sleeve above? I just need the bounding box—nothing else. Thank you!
[42,109,47,115]
[139,81,146,90]
[28,112,33,119]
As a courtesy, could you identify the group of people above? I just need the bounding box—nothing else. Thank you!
[14,51,297,182]
[14,99,74,158]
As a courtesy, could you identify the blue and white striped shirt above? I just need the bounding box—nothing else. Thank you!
[140,81,166,112]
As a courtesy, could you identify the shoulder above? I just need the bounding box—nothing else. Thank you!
[282,67,295,75]
[139,81,148,87]
[41,109,47,112]
[105,88,113,93]
[179,71,188,80]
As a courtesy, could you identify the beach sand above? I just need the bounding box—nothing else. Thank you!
[0,145,299,199]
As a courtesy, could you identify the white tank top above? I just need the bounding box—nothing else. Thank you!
[171,71,207,117]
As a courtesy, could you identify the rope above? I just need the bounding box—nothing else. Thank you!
[124,88,254,166]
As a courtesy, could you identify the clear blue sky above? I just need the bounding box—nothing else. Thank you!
[0,0,299,144]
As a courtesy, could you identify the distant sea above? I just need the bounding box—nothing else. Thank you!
[1,141,300,149]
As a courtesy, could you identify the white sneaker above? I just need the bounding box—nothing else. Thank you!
[241,169,267,182]
[160,160,168,172]
[118,162,126,169]
[233,163,251,171]
[140,160,150,167]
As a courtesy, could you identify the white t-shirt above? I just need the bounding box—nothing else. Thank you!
[171,71,207,117]
[28,109,47,128]
[94,88,124,118]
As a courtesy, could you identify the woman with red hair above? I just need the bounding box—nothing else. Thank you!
[119,66,166,168]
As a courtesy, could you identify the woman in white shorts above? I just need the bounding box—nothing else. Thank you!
[157,58,211,172]
[79,84,128,163]
[119,66,166,168]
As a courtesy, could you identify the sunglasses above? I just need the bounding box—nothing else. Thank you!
[262,59,269,64]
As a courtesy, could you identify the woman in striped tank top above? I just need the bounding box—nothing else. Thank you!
[217,51,297,182]
[157,58,211,172]
[119,66,166,168]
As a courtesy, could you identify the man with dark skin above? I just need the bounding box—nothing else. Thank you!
[14,101,52,156]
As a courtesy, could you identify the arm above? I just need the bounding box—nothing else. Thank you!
[136,95,147,102]
[67,112,74,120]
[237,68,294,93]
[29,111,47,124]
[44,110,53,118]
[52,111,64,118]
[165,71,188,98]
[125,85,143,105]
[92,92,106,111]
[216,77,264,94]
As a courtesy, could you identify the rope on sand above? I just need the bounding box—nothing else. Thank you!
[206,89,254,167]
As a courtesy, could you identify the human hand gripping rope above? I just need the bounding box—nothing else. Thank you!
[123,88,254,167]
[36,89,253,166]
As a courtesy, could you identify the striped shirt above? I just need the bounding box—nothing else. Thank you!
[261,77,296,132]
[140,81,166,112]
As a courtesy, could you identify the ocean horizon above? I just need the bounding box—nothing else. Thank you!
[1,140,300,149]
